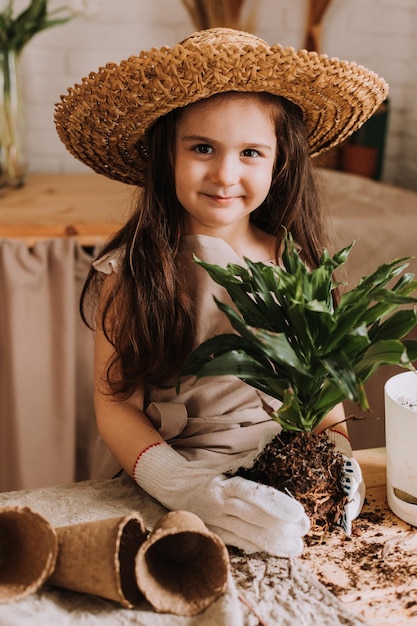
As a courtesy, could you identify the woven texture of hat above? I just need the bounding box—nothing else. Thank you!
[55,28,388,186]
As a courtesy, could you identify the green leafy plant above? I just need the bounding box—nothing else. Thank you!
[179,233,417,432]
[0,1,95,186]
[0,0,90,54]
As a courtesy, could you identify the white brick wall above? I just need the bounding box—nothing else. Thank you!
[19,0,417,190]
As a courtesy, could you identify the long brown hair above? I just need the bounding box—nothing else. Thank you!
[81,92,330,397]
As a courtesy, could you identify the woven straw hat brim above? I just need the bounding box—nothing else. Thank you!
[55,28,389,186]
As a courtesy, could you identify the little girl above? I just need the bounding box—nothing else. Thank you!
[55,28,388,556]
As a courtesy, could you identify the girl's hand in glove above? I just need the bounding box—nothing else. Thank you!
[327,429,365,535]
[133,441,310,557]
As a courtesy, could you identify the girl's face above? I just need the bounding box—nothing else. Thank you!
[175,94,277,239]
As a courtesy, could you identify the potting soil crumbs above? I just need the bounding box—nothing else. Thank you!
[301,492,417,626]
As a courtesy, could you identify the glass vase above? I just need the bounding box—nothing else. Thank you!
[0,48,27,189]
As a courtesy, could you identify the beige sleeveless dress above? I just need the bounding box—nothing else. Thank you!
[92,234,281,478]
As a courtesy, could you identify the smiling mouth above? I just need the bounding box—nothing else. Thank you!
[204,193,241,203]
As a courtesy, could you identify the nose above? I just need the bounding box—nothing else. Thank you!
[209,153,240,187]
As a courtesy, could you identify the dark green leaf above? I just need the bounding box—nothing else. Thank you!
[355,340,410,382]
[402,340,417,364]
[370,309,417,342]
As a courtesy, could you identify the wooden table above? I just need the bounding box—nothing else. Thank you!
[302,448,417,625]
[0,173,131,245]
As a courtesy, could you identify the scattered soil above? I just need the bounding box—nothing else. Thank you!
[301,492,417,623]
[395,395,417,412]
[228,442,417,624]
[231,430,347,536]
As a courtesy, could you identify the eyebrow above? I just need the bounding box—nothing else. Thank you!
[180,134,275,152]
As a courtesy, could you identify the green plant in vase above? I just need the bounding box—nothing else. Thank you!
[0,0,94,187]
[179,233,417,534]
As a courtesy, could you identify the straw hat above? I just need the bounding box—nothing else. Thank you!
[55,27,388,186]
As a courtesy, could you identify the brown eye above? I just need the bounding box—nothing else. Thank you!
[193,144,213,154]
[242,148,261,158]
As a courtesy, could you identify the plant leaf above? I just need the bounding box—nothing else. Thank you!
[178,233,417,432]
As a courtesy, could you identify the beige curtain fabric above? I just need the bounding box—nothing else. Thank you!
[0,238,97,492]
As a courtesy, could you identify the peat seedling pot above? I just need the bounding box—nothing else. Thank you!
[385,370,417,526]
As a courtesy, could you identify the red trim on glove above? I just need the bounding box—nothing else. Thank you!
[329,428,351,443]
[132,441,164,476]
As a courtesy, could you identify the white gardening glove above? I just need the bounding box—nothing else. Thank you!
[327,429,365,535]
[133,442,310,557]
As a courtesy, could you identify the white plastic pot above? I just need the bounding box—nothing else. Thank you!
[385,371,417,526]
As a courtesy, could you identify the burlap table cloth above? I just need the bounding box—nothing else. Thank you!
[0,474,364,625]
